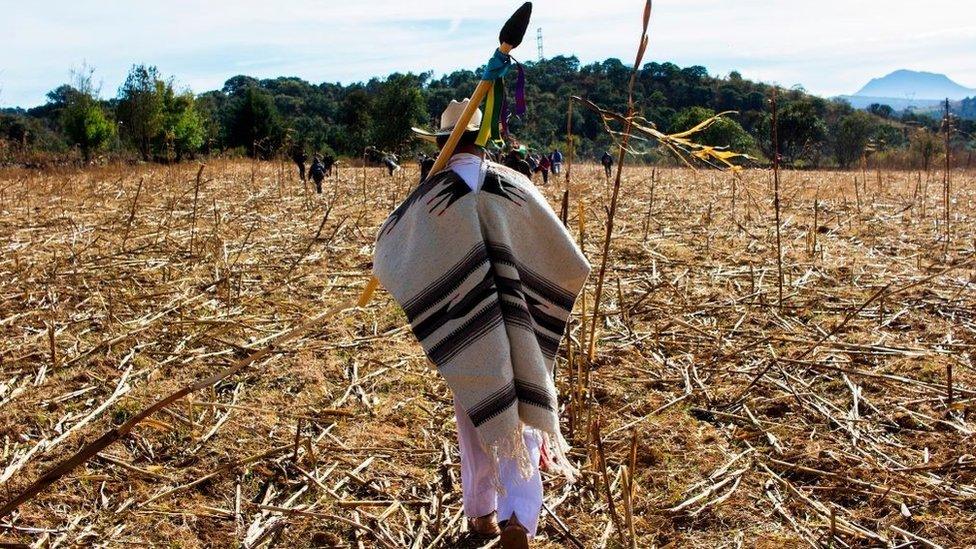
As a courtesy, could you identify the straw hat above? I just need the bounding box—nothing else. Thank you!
[412,99,482,142]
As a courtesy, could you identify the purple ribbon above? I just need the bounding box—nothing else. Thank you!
[500,63,526,139]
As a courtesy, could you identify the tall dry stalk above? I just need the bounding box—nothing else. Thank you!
[591,418,626,546]
[942,98,951,255]
[586,0,652,361]
[565,97,575,188]
[771,88,785,309]
[362,148,369,208]
[642,169,656,241]
[188,164,205,255]
[574,198,589,436]
[121,177,144,251]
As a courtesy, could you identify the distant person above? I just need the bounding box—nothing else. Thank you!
[526,153,539,176]
[382,153,401,177]
[503,147,532,178]
[550,149,563,175]
[322,154,336,177]
[292,147,308,182]
[310,155,327,194]
[601,151,614,178]
[536,154,551,185]
[418,153,435,182]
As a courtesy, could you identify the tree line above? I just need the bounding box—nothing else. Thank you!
[1,57,973,169]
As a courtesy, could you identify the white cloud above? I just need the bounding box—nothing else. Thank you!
[1,0,974,107]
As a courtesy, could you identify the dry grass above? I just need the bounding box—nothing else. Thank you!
[0,159,974,548]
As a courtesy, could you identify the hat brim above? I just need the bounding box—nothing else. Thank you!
[411,124,481,143]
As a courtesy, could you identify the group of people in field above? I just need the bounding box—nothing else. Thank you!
[494,144,565,185]
[292,140,615,195]
[420,142,566,185]
[291,147,336,194]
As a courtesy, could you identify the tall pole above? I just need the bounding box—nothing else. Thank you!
[772,87,784,309]
[565,98,574,192]
[943,97,951,255]
[357,3,534,307]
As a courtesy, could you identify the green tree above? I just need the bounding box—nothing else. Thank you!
[194,90,226,153]
[160,88,205,160]
[759,98,828,164]
[117,65,165,160]
[371,74,428,153]
[339,89,373,154]
[61,67,114,162]
[833,111,877,168]
[225,86,282,158]
[909,129,943,173]
[116,65,206,161]
[867,103,895,119]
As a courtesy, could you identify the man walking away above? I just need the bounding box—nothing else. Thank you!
[536,154,551,185]
[550,149,563,175]
[322,154,336,178]
[384,99,590,548]
[292,146,308,182]
[310,155,326,194]
[503,146,532,178]
[383,153,401,177]
[418,153,435,182]
[601,151,614,178]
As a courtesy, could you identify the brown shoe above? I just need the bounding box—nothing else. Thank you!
[468,512,501,537]
[500,512,530,549]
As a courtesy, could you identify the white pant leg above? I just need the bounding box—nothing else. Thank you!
[496,427,543,538]
[454,399,544,538]
[455,398,497,518]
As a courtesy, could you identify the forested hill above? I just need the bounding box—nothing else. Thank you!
[1,56,972,168]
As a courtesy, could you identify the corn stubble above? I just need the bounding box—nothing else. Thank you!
[0,140,972,549]
[5,1,976,547]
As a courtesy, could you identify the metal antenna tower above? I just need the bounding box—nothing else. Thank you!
[537,28,544,61]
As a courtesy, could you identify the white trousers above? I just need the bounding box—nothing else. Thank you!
[454,399,543,538]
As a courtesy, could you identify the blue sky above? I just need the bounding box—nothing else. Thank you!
[1,0,974,107]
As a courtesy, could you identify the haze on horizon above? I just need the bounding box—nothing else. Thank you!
[1,0,974,108]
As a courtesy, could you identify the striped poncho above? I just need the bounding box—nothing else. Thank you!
[373,161,590,479]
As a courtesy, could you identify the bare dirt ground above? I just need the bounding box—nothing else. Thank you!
[0,159,973,548]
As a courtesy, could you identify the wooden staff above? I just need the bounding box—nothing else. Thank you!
[357,2,534,307]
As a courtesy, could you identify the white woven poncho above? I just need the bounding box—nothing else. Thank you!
[373,162,590,478]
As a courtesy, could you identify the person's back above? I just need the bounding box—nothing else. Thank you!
[383,154,401,176]
[550,150,563,175]
[310,159,325,177]
[310,157,326,193]
[537,155,551,184]
[504,151,532,178]
[292,149,308,181]
[601,151,614,177]
[419,156,435,182]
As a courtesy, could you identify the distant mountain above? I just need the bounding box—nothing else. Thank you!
[838,70,976,110]
[855,70,975,100]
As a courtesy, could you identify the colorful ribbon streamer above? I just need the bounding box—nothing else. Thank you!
[476,50,526,148]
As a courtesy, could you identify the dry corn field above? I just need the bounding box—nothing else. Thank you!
[0,159,974,548]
